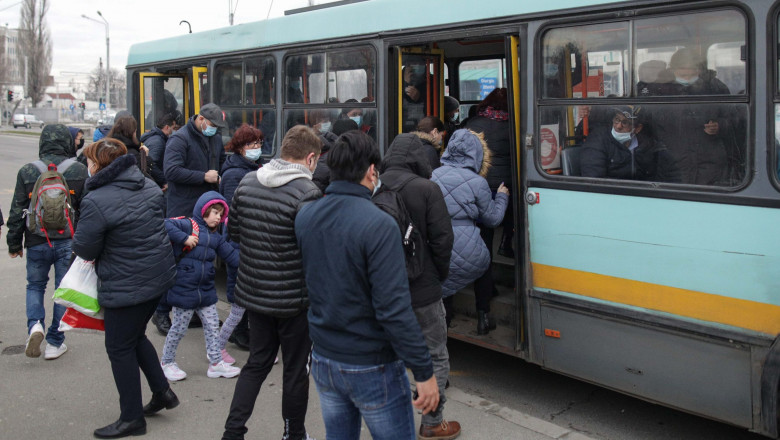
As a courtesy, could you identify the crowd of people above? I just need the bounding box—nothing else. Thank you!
[8,85,515,439]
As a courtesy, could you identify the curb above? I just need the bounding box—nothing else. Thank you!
[445,387,597,440]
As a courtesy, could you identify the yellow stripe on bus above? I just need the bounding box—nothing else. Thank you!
[532,263,780,335]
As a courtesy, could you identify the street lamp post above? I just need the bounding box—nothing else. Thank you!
[81,12,109,110]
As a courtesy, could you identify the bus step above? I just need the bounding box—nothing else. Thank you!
[447,314,517,356]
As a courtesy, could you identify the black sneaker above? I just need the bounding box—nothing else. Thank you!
[152,312,172,336]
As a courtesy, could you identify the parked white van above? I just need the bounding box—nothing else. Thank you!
[12,114,44,129]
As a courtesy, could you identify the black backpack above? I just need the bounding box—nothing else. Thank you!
[372,178,425,281]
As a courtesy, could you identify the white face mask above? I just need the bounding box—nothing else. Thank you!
[319,121,331,134]
[245,148,262,161]
[371,177,382,197]
[675,76,699,86]
[611,128,633,144]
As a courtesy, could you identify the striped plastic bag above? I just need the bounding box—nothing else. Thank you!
[53,257,100,317]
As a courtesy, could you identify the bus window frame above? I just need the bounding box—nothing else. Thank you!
[282,44,378,107]
[532,6,752,196]
[769,2,780,193]
[213,55,276,110]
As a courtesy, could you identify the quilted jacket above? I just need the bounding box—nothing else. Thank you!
[431,129,508,297]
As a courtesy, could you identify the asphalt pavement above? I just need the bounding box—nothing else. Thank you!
[0,132,592,440]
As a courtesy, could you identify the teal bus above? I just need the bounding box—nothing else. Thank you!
[126,0,780,436]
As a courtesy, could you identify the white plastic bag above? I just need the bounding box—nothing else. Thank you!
[53,257,100,317]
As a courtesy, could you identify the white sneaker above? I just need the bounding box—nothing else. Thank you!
[207,360,241,378]
[44,342,68,360]
[25,322,44,358]
[162,362,187,381]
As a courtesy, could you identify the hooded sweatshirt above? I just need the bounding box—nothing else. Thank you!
[7,124,89,253]
[229,158,321,317]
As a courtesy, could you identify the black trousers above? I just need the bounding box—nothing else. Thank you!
[103,297,169,421]
[222,310,312,440]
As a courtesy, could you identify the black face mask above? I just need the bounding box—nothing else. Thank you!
[77,139,85,149]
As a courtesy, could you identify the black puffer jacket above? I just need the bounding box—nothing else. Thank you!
[229,159,322,317]
[464,115,512,191]
[312,131,338,192]
[580,129,681,182]
[379,134,453,309]
[72,154,176,308]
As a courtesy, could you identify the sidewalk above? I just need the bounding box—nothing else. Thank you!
[0,269,594,440]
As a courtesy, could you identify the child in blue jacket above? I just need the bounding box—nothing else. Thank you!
[160,191,241,381]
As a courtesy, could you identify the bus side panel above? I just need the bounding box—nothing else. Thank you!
[537,303,753,427]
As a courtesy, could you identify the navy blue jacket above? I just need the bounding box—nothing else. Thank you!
[140,127,168,186]
[165,191,239,309]
[164,116,226,217]
[219,153,260,206]
[296,180,433,382]
[72,154,176,308]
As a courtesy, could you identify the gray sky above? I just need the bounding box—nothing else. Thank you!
[0,0,331,88]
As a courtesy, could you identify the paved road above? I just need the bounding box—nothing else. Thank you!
[0,132,767,440]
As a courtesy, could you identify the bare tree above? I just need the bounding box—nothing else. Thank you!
[0,29,9,87]
[18,0,52,107]
[87,63,126,108]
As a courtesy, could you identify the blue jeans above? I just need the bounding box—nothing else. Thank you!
[311,351,416,440]
[25,240,71,347]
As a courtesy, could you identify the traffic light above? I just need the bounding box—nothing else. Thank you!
[79,102,85,109]
[6,90,12,102]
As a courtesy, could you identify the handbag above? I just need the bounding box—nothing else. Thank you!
[53,256,100,317]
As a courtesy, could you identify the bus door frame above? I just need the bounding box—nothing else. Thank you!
[188,66,208,115]
[504,33,527,354]
[137,72,188,133]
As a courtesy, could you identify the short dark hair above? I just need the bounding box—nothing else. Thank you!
[280,125,322,161]
[156,113,176,129]
[416,116,444,133]
[328,131,380,184]
[332,119,358,136]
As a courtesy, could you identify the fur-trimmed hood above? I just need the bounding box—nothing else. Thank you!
[86,154,142,191]
[412,131,442,153]
[439,129,491,177]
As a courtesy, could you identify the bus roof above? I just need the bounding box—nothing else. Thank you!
[126,0,628,67]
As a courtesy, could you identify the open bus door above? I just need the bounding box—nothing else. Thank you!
[137,72,188,134]
[397,48,444,135]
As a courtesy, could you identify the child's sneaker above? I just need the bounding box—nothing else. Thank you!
[221,349,235,365]
[207,360,241,378]
[25,322,44,358]
[162,362,187,381]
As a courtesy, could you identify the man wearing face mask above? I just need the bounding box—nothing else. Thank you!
[642,48,740,185]
[221,125,322,440]
[580,106,680,182]
[164,103,228,217]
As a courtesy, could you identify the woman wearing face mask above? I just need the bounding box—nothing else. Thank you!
[580,106,680,182]
[339,100,364,128]
[311,110,338,192]
[218,123,264,361]
[413,116,446,170]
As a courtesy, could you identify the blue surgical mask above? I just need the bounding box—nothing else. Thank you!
[372,177,382,197]
[350,116,362,126]
[319,121,331,134]
[611,128,633,144]
[290,80,301,90]
[202,122,218,137]
[245,148,262,161]
[675,76,698,86]
[544,64,559,78]
[88,168,93,177]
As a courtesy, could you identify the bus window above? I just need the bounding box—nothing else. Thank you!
[214,61,243,106]
[634,10,746,97]
[549,103,746,185]
[401,52,443,133]
[245,57,275,105]
[283,105,375,140]
[459,59,506,102]
[214,56,276,156]
[285,48,375,105]
[541,22,629,99]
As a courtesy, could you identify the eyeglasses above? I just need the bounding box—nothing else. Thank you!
[612,116,633,127]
